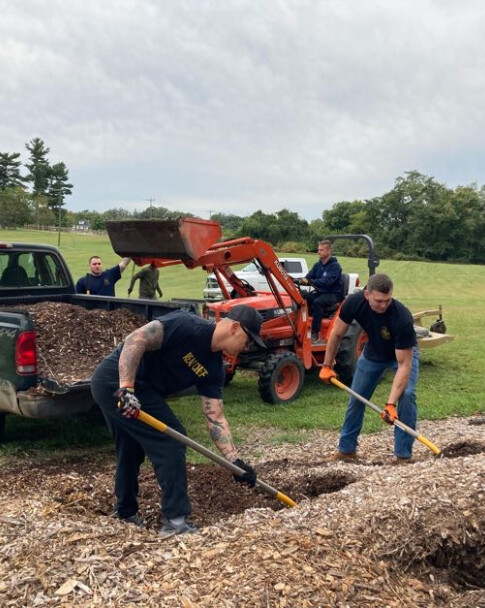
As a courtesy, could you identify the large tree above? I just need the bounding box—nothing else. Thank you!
[25,138,51,195]
[0,186,32,227]
[0,152,24,190]
[25,138,52,226]
[47,162,73,225]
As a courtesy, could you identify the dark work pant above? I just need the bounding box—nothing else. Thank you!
[304,292,341,334]
[91,356,191,520]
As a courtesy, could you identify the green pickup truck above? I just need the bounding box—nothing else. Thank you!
[0,241,197,442]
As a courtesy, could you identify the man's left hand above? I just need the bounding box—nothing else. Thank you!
[232,458,257,487]
[381,403,399,425]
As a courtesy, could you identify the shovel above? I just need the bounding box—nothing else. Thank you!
[133,409,297,508]
[330,377,442,456]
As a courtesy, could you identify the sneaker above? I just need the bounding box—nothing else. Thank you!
[325,451,358,462]
[111,510,145,527]
[311,332,319,342]
[159,517,198,539]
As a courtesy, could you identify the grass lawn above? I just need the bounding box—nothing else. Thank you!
[1,227,484,456]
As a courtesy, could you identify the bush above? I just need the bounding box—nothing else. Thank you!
[277,241,306,253]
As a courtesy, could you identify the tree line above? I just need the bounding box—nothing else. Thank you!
[1,139,484,263]
[0,138,72,228]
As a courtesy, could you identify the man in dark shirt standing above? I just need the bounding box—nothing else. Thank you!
[320,274,418,463]
[75,255,131,296]
[298,240,343,343]
[128,263,163,300]
[91,304,264,538]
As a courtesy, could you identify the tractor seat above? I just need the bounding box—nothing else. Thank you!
[322,273,349,318]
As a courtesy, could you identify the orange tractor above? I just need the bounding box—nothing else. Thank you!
[106,218,453,404]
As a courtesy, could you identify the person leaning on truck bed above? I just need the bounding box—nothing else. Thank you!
[320,273,419,463]
[90,304,263,538]
[75,255,131,296]
[297,240,343,343]
[127,262,163,300]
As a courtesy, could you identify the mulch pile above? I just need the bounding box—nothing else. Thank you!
[1,416,484,607]
[19,302,147,383]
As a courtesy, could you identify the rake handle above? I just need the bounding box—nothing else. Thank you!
[330,377,441,456]
[135,410,297,508]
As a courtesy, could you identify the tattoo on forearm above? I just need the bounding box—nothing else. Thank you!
[119,321,164,383]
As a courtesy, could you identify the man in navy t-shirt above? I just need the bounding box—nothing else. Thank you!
[91,305,265,538]
[320,274,418,462]
[75,255,131,296]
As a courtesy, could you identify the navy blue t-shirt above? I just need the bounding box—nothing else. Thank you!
[339,290,416,362]
[133,311,225,399]
[75,265,121,296]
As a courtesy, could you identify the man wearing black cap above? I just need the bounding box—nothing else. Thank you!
[91,304,264,538]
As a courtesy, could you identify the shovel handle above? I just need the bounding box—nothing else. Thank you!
[135,410,297,508]
[330,378,441,456]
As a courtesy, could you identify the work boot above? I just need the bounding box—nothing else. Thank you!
[111,510,145,527]
[393,456,413,465]
[326,451,358,463]
[159,516,198,539]
[311,333,325,345]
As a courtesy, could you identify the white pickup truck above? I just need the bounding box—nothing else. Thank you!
[203,257,359,301]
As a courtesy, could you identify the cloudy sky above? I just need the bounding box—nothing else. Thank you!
[2,0,484,220]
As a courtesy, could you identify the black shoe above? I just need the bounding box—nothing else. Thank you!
[159,517,197,539]
[111,510,145,527]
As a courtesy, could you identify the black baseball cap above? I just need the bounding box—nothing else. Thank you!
[227,305,266,349]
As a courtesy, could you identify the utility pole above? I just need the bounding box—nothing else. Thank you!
[57,193,62,247]
[146,197,155,219]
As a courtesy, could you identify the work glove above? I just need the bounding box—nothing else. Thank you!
[381,403,399,425]
[319,364,337,384]
[300,277,309,285]
[115,387,141,418]
[232,458,257,488]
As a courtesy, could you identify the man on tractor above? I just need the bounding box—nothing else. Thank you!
[298,240,343,343]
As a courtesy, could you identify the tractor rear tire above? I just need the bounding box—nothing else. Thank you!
[224,370,236,386]
[335,321,363,386]
[258,352,305,404]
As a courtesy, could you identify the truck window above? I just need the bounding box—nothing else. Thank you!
[284,261,303,273]
[0,251,69,288]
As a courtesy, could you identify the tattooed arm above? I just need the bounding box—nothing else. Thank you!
[119,320,164,387]
[201,396,238,461]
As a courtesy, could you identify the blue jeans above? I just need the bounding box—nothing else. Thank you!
[338,347,419,458]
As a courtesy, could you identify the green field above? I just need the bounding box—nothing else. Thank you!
[1,227,484,455]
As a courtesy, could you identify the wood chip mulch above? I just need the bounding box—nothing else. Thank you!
[16,302,148,383]
[1,416,484,607]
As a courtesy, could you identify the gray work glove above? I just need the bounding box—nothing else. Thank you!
[115,387,141,418]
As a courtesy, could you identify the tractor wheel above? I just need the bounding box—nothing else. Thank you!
[258,352,305,404]
[224,370,236,386]
[335,321,363,386]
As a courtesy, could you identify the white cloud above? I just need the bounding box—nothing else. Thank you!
[1,0,485,220]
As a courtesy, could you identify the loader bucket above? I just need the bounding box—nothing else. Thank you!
[106,218,222,261]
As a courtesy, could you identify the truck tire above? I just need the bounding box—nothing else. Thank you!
[335,321,363,386]
[258,352,305,404]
